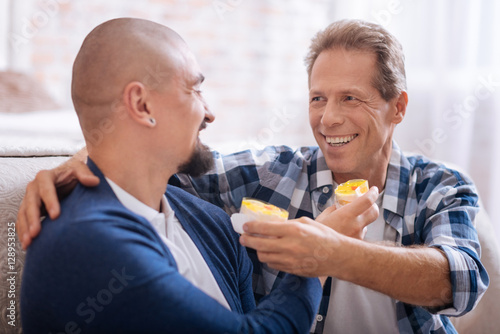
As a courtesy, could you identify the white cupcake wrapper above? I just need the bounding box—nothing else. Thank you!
[230,213,252,234]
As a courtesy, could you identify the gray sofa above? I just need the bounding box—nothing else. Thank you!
[1,156,71,333]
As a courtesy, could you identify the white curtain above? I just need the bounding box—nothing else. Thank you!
[394,0,500,233]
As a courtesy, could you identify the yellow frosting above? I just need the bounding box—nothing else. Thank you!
[240,198,289,221]
[334,179,369,206]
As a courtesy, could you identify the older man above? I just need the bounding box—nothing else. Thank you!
[17,20,488,333]
[20,18,331,333]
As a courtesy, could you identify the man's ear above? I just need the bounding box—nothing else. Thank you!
[123,81,155,127]
[392,91,408,125]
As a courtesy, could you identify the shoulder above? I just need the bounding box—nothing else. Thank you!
[31,183,167,261]
[404,152,475,187]
[403,151,478,206]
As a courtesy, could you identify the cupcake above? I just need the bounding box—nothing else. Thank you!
[334,179,369,208]
[231,198,288,234]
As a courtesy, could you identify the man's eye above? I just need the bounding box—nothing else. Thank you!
[345,96,357,101]
[311,96,322,102]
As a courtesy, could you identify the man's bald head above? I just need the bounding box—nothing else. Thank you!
[71,18,187,123]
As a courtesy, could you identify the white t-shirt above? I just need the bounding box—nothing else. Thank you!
[315,183,399,333]
[106,178,230,309]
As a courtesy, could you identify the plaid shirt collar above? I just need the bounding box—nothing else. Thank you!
[309,141,411,243]
[308,147,333,191]
[384,140,411,217]
[311,141,407,213]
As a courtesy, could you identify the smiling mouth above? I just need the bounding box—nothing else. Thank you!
[325,134,358,146]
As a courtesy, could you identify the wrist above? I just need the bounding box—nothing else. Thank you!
[323,232,358,278]
[74,146,89,163]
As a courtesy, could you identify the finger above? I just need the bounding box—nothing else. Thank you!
[358,202,379,228]
[257,252,306,271]
[240,233,285,252]
[321,205,337,215]
[301,218,332,231]
[261,257,313,277]
[25,194,44,239]
[361,226,368,239]
[339,186,379,216]
[15,200,30,249]
[36,170,61,219]
[314,205,336,224]
[243,220,292,237]
[255,251,282,264]
[72,162,100,187]
[261,261,289,273]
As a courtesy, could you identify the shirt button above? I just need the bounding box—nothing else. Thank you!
[322,187,329,194]
[316,315,324,322]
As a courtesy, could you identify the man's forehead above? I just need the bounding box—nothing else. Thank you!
[310,49,377,90]
[181,50,204,83]
[309,70,373,93]
[313,49,376,74]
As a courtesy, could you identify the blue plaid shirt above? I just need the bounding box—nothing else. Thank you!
[170,141,489,333]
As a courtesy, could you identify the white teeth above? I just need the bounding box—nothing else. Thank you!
[326,135,357,145]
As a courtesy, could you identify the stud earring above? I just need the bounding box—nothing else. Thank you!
[149,118,156,126]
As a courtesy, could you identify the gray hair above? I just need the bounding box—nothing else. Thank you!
[305,19,407,101]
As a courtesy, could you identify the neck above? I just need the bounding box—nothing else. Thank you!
[333,168,387,192]
[88,147,175,211]
[333,140,393,191]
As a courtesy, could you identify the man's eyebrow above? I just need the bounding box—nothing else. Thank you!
[309,89,322,96]
[309,87,367,96]
[338,88,365,96]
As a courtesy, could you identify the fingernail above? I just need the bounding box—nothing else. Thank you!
[243,223,249,232]
[239,236,246,246]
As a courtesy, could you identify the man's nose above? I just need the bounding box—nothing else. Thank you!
[204,103,215,123]
[321,101,344,127]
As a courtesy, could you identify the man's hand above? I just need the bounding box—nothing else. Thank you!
[240,188,453,306]
[239,187,379,276]
[16,149,98,249]
[316,186,379,239]
[240,217,344,277]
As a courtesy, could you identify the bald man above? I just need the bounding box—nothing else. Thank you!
[20,18,325,333]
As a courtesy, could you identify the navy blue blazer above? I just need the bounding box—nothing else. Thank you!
[21,159,321,333]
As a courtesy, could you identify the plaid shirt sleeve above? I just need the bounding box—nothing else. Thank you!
[408,161,489,317]
[170,147,280,214]
[384,145,489,331]
[170,145,311,215]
